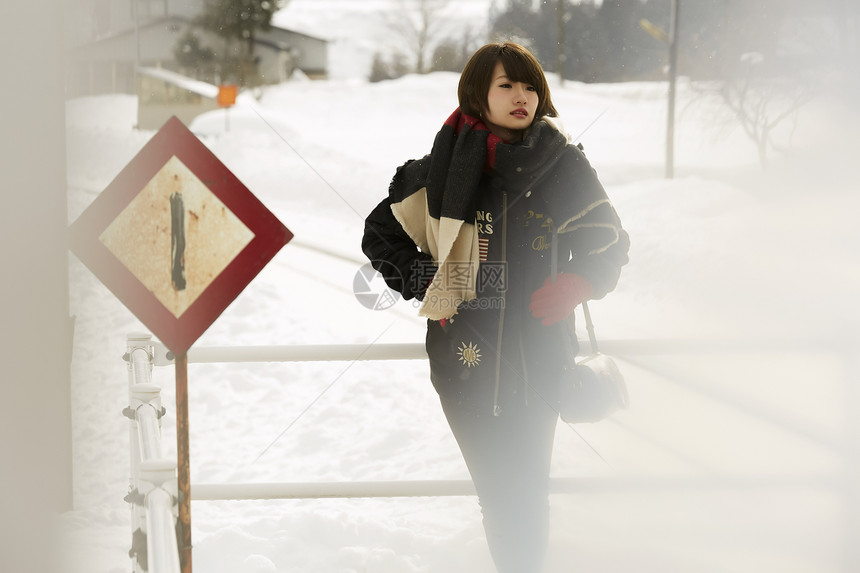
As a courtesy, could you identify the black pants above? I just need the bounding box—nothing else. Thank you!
[441,395,559,573]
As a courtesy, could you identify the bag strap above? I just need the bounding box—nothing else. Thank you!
[581,300,599,354]
[552,229,600,354]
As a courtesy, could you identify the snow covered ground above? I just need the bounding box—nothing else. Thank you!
[62,9,860,571]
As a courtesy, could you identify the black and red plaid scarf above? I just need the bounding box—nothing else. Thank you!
[388,108,618,319]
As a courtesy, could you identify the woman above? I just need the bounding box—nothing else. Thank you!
[362,42,629,573]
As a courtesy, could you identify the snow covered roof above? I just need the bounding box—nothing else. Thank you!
[137,66,220,99]
[73,14,328,49]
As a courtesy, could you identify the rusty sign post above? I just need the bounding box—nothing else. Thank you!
[174,351,191,570]
[69,116,292,572]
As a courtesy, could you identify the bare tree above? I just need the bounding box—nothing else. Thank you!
[387,0,454,74]
[718,54,816,169]
[430,26,481,73]
[176,0,289,86]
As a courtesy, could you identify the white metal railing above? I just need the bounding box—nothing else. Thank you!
[125,334,181,573]
[148,338,827,367]
[145,335,855,502]
[150,342,428,366]
[130,332,858,572]
[189,473,840,502]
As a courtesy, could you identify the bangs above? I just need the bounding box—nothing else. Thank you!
[498,50,543,87]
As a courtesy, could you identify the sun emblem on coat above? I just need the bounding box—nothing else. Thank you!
[457,341,482,368]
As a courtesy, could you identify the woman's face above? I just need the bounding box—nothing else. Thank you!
[483,60,539,141]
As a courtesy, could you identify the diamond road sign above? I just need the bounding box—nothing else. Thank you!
[69,116,292,354]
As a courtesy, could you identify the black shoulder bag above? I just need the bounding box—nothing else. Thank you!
[552,230,629,423]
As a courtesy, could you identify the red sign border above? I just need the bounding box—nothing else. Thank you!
[69,116,293,354]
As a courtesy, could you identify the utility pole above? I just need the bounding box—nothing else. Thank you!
[556,0,566,86]
[666,0,680,179]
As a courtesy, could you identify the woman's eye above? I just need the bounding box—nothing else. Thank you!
[527,86,537,92]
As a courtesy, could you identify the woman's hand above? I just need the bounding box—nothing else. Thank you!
[529,273,593,326]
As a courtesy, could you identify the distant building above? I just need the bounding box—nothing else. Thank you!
[65,0,328,97]
[135,66,220,129]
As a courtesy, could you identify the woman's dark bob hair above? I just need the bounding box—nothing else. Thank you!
[458,42,558,120]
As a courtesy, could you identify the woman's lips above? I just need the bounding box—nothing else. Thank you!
[511,108,529,118]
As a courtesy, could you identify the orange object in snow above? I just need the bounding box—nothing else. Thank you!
[217,84,238,107]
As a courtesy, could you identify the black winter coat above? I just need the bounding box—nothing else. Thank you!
[363,130,629,415]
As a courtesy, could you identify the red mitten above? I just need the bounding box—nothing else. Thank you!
[529,273,593,326]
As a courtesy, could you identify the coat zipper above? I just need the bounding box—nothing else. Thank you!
[492,191,508,416]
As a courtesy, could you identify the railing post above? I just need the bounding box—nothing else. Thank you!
[133,384,165,461]
[139,460,181,573]
[126,333,154,572]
